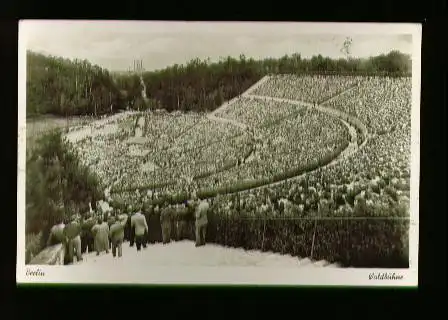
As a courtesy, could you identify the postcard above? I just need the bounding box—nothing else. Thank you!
[17,20,420,286]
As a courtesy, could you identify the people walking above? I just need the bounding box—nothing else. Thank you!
[109,214,128,258]
[130,210,148,251]
[92,217,110,255]
[63,215,83,264]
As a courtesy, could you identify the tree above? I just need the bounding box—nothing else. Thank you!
[26,130,104,249]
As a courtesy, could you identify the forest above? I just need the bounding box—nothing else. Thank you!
[26,50,412,117]
[25,130,104,262]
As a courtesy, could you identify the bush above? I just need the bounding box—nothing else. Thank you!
[25,232,43,264]
[206,213,409,268]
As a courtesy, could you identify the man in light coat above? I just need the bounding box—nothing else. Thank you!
[109,214,128,258]
[92,217,110,255]
[195,199,209,247]
[131,210,148,251]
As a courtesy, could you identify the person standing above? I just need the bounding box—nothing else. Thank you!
[125,207,136,247]
[107,212,116,249]
[195,199,209,247]
[46,217,65,247]
[131,210,148,251]
[81,213,95,254]
[63,215,83,264]
[175,203,189,241]
[109,215,128,258]
[160,204,173,244]
[92,217,110,255]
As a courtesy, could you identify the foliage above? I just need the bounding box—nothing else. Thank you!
[26,51,126,117]
[27,50,411,117]
[206,215,409,268]
[26,130,104,247]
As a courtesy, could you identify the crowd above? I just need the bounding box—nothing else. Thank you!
[251,75,363,104]
[196,108,350,189]
[45,75,412,268]
[202,76,411,220]
[46,198,211,264]
[322,77,412,134]
[215,96,300,128]
[70,75,411,224]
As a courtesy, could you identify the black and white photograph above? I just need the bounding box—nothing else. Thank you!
[17,21,420,286]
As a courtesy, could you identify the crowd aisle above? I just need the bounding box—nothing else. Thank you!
[69,75,411,223]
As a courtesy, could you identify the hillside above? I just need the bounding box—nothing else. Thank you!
[25,51,411,117]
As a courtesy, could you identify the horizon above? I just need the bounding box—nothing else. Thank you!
[21,21,413,72]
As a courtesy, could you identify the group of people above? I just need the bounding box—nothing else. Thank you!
[202,76,412,220]
[250,74,363,104]
[110,75,411,224]
[66,74,411,243]
[46,198,211,265]
[202,103,351,188]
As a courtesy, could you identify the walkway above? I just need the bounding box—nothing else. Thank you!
[71,240,340,268]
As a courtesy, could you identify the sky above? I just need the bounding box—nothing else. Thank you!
[21,21,414,72]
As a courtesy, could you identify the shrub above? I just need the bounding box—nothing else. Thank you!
[206,212,409,268]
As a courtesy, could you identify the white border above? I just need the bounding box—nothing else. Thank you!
[17,21,420,286]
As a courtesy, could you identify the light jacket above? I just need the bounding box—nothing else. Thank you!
[195,201,209,226]
[131,212,148,236]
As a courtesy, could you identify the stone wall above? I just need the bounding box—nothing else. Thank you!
[28,244,65,265]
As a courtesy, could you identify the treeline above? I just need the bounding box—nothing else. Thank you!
[26,51,126,117]
[140,51,411,113]
[26,50,411,117]
[25,130,104,261]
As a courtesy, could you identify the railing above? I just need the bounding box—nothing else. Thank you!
[28,243,65,265]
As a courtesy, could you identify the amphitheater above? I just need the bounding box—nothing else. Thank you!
[31,74,412,270]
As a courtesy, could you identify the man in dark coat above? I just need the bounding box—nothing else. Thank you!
[144,204,154,244]
[175,203,190,241]
[160,204,173,244]
[125,206,135,247]
[81,213,95,254]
